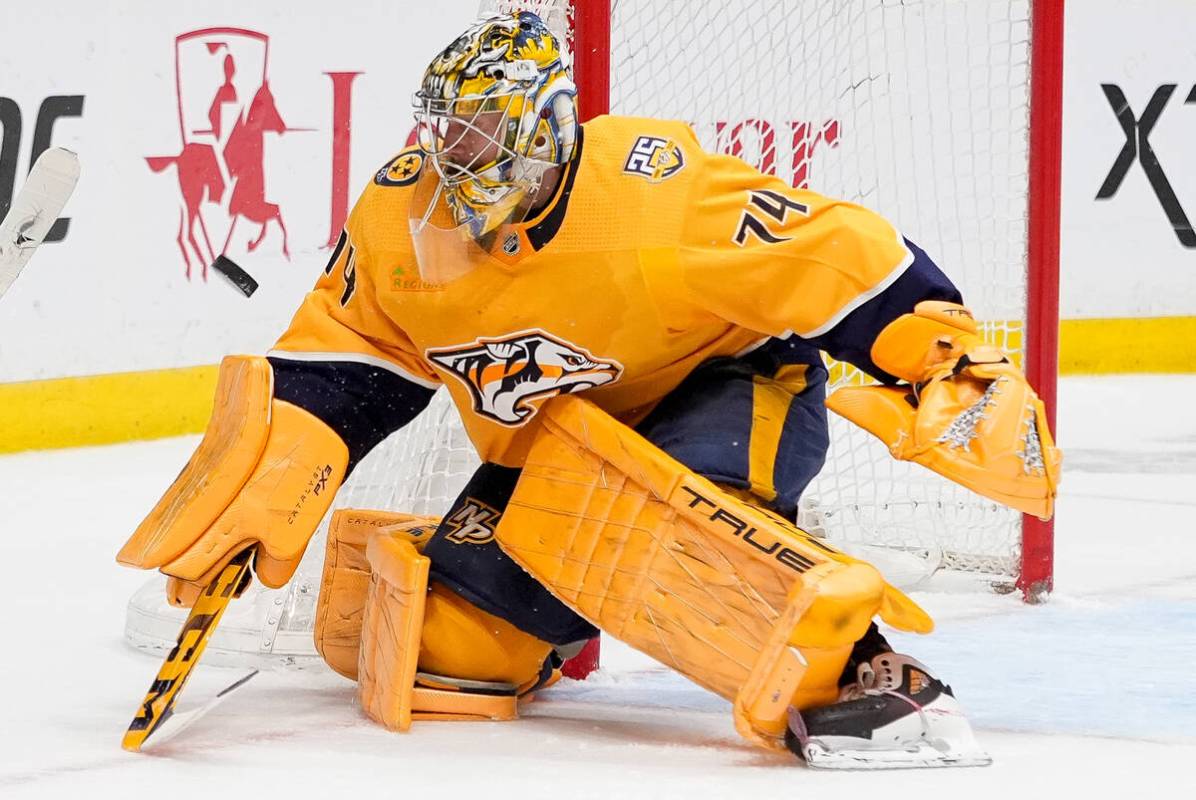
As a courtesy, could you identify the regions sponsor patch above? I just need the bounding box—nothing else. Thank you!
[623,135,685,183]
[375,149,424,186]
[390,263,443,292]
[426,330,623,426]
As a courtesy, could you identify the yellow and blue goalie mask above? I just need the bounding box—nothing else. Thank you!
[409,12,577,283]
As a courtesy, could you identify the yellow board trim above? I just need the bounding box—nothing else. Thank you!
[0,364,218,454]
[1058,316,1196,375]
[2,316,1195,455]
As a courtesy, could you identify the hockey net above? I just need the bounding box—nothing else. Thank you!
[588,0,1061,594]
[125,0,1061,667]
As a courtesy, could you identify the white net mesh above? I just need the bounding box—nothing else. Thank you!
[126,0,1043,663]
[605,0,1033,582]
[332,391,480,518]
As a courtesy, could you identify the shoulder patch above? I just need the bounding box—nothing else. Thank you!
[623,135,685,183]
[375,148,424,187]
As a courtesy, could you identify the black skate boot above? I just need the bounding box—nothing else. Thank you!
[786,629,991,769]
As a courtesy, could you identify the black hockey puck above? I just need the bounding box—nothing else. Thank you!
[212,255,259,297]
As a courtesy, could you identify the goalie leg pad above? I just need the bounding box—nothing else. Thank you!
[495,396,933,750]
[317,507,556,690]
[357,532,525,730]
[421,463,600,648]
[358,533,431,732]
[419,582,556,687]
[315,509,439,679]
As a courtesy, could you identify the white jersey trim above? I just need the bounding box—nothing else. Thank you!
[797,228,916,339]
[733,335,784,358]
[266,349,441,390]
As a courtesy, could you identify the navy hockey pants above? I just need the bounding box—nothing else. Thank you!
[423,336,831,646]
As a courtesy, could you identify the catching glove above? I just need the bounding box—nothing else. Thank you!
[826,301,1061,519]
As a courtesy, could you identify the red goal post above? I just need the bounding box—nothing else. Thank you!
[1021,0,1064,600]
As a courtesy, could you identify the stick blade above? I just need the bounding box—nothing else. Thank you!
[122,550,253,752]
[135,670,259,751]
[0,148,80,298]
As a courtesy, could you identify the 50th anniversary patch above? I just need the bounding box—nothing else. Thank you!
[623,135,685,183]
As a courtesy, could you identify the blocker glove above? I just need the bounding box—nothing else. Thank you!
[826,301,1061,519]
[116,356,349,605]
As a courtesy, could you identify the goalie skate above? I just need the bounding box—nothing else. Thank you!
[786,653,991,770]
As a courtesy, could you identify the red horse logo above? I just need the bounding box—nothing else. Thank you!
[147,28,302,279]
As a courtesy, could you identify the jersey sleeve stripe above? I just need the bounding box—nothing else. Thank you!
[796,229,915,339]
[266,349,442,390]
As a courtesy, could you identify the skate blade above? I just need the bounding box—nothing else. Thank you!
[803,738,992,770]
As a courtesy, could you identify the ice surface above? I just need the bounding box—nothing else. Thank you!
[2,376,1194,798]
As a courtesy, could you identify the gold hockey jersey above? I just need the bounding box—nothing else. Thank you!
[273,115,920,467]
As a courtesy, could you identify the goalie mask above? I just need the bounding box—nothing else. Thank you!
[410,12,578,283]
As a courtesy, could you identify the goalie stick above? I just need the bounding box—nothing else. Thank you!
[0,148,80,301]
[123,548,255,752]
[135,669,259,750]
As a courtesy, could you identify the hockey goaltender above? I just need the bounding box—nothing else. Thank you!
[117,11,1060,769]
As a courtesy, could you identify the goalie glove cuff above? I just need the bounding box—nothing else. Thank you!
[871,300,991,385]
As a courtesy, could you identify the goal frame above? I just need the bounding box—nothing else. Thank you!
[1021,0,1065,601]
[572,0,1064,602]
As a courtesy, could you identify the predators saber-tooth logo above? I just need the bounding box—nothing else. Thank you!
[426,330,623,426]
